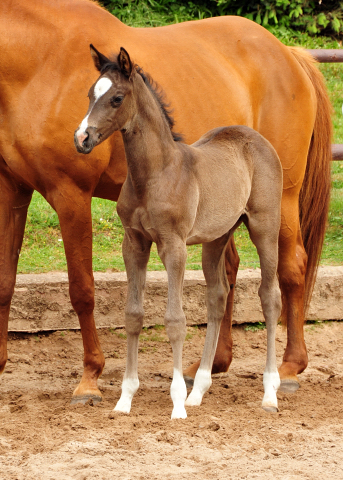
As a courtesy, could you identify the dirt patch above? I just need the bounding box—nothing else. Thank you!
[1,321,343,479]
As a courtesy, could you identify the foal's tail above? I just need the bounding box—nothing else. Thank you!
[290,47,332,314]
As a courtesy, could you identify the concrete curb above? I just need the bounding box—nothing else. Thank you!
[10,266,343,332]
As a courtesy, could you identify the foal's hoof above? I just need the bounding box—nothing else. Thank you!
[171,406,187,420]
[108,410,126,419]
[279,379,300,394]
[70,394,102,406]
[262,405,278,413]
[183,375,194,388]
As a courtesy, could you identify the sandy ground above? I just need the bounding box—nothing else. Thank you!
[1,321,343,479]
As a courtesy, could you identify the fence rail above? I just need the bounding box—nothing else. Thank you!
[332,144,343,160]
[306,49,343,161]
[306,49,343,63]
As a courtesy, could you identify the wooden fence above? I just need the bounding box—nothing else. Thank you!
[306,49,343,161]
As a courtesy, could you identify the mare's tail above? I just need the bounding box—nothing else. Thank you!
[289,47,332,315]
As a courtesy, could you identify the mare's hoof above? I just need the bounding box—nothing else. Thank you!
[262,405,278,413]
[183,375,194,388]
[70,394,102,406]
[279,379,299,394]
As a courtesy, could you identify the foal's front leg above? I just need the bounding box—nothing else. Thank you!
[113,231,151,414]
[158,236,188,419]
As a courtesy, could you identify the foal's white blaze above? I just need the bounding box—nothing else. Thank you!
[262,371,280,411]
[93,76,113,101]
[79,114,90,133]
[114,377,139,414]
[170,368,187,419]
[185,368,212,407]
[76,77,113,137]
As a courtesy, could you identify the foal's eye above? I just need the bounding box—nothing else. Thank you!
[110,95,124,107]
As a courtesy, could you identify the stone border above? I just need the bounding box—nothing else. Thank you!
[10,266,343,332]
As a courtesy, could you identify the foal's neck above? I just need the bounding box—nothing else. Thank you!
[121,74,178,194]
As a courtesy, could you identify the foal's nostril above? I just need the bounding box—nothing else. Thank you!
[75,130,88,147]
[82,132,89,147]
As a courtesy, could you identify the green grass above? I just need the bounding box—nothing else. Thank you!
[322,161,343,265]
[244,322,266,332]
[16,11,343,274]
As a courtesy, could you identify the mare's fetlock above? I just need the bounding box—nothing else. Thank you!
[0,357,7,375]
[83,353,105,376]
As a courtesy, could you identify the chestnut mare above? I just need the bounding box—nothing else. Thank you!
[75,46,283,418]
[0,0,331,405]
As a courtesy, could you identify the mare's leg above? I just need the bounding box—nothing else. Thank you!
[186,234,230,407]
[48,187,105,404]
[0,160,32,376]
[278,213,308,393]
[245,215,282,411]
[212,239,240,373]
[158,236,188,419]
[114,231,151,414]
[184,237,239,384]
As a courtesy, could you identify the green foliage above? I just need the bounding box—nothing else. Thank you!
[210,0,343,35]
[101,0,212,26]
[102,0,343,35]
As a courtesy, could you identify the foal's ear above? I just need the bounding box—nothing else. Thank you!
[118,47,133,78]
[90,44,111,72]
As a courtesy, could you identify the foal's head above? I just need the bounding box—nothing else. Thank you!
[74,46,136,154]
[74,45,181,154]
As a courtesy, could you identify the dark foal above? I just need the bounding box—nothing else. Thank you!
[75,46,283,419]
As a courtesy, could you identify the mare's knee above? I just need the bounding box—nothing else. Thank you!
[69,283,95,316]
[0,279,15,308]
[278,244,307,294]
[225,238,240,281]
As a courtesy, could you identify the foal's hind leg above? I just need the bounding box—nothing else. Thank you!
[0,161,32,377]
[183,237,239,385]
[113,231,152,415]
[245,215,282,411]
[186,234,231,407]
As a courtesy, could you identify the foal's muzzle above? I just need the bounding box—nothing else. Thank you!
[74,128,95,154]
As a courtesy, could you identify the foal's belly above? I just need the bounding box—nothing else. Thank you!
[186,208,245,245]
[186,167,250,244]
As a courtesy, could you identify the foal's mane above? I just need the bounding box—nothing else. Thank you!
[99,60,183,142]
